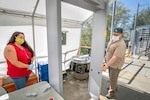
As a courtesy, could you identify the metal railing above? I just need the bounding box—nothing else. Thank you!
[0,47,91,76]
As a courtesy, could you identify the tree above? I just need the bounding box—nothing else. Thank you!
[80,1,131,53]
[107,2,131,42]
[114,2,131,28]
[80,17,93,55]
[81,17,93,47]
[137,7,150,26]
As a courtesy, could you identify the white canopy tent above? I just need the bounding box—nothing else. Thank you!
[0,0,94,74]
[0,0,94,62]
[0,0,93,27]
[0,0,114,99]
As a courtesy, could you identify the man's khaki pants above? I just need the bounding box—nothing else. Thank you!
[108,67,121,95]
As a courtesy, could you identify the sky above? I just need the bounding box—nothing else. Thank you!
[117,0,150,13]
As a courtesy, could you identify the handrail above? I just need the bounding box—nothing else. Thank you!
[78,46,91,55]
[0,61,5,64]
[80,46,91,49]
[62,48,78,63]
[0,49,78,64]
[0,48,89,75]
[36,56,48,59]
[62,49,78,71]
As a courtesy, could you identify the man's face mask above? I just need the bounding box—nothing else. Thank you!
[15,37,24,45]
[112,35,120,42]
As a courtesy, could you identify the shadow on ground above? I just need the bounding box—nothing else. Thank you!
[63,71,150,100]
[101,77,150,100]
[63,72,91,100]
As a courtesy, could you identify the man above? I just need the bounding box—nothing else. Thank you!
[148,53,150,61]
[127,40,131,57]
[104,27,126,99]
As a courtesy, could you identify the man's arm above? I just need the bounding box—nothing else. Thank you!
[106,55,117,67]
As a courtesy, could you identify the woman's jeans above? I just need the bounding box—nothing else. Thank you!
[12,76,29,90]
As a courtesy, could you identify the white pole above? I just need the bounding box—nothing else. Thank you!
[45,0,63,95]
[110,0,116,39]
[88,7,108,100]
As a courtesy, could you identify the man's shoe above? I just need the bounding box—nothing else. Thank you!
[106,93,115,99]
[107,87,117,91]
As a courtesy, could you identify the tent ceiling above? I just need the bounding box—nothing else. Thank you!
[0,0,113,27]
[0,9,83,28]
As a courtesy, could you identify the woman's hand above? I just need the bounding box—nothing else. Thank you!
[30,57,34,64]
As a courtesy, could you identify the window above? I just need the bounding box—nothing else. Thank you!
[62,31,67,45]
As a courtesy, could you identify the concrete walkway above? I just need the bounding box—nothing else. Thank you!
[63,55,150,100]
[100,55,150,100]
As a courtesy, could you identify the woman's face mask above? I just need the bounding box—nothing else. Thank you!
[15,37,25,45]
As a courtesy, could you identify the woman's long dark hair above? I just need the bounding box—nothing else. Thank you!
[7,31,35,57]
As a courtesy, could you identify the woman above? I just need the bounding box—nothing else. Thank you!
[4,32,35,90]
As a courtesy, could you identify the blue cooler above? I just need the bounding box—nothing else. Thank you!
[37,63,49,83]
